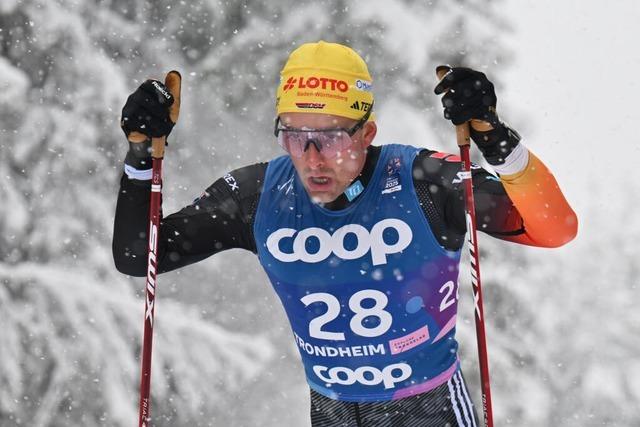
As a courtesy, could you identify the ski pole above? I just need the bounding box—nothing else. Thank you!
[132,71,182,427]
[436,65,494,427]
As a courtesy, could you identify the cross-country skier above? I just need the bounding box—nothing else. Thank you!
[113,41,577,426]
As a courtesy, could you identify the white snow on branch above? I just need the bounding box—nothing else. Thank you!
[0,263,275,426]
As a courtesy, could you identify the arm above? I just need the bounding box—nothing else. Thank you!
[417,142,578,250]
[112,163,266,276]
[112,75,266,276]
[433,67,578,248]
[414,150,524,251]
[485,143,578,247]
[444,127,577,248]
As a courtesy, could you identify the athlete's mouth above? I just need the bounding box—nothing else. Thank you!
[310,176,330,185]
[307,175,333,191]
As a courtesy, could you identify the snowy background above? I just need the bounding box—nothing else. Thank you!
[1,1,638,426]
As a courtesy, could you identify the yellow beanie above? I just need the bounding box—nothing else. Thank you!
[276,40,375,121]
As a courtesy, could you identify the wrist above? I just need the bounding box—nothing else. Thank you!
[124,138,153,170]
[470,122,521,165]
[124,141,153,181]
[124,149,152,169]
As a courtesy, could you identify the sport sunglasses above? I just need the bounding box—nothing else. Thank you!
[274,102,373,159]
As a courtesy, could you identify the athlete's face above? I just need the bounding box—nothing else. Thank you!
[279,113,377,204]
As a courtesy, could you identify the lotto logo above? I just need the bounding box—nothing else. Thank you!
[282,76,349,92]
[266,219,413,266]
[313,363,412,389]
[283,77,296,91]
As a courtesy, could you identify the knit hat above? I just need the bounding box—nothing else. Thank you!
[276,40,375,121]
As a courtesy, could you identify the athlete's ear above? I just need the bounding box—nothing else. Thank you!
[362,121,377,148]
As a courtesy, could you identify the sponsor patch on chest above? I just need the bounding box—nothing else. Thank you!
[382,156,402,194]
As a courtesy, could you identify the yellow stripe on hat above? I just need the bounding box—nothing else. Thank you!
[276,41,375,121]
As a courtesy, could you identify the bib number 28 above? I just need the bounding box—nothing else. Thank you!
[301,290,392,340]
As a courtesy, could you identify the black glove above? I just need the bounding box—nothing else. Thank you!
[121,79,176,140]
[434,67,499,127]
[434,66,522,166]
[121,72,181,169]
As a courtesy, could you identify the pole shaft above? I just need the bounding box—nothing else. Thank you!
[436,65,494,426]
[458,140,494,427]
[138,151,163,427]
[135,71,179,427]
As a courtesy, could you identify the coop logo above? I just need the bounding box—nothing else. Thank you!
[313,363,412,389]
[282,76,349,92]
[266,219,413,266]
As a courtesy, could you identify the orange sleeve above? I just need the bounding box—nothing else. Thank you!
[496,151,578,247]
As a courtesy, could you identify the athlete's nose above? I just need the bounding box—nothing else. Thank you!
[303,140,325,169]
